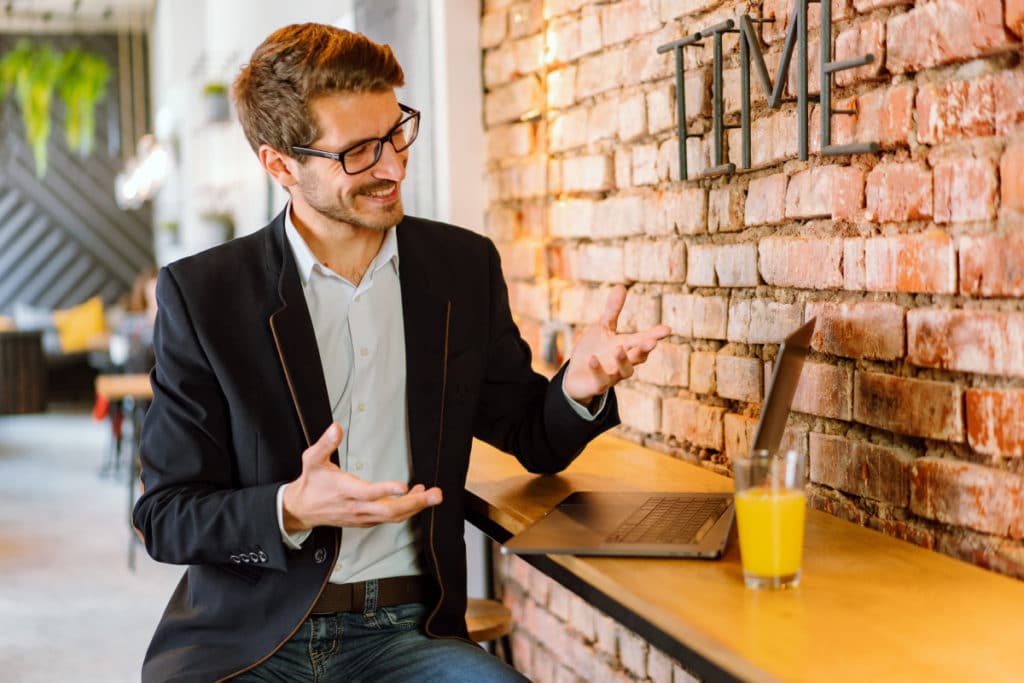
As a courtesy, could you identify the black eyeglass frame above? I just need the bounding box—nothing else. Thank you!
[291,103,420,175]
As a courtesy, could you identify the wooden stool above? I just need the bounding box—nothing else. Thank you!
[466,598,514,664]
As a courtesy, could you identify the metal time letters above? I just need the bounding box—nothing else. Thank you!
[657,0,879,181]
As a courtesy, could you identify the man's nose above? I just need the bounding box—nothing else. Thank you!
[373,141,407,181]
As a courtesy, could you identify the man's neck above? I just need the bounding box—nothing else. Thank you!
[290,203,387,286]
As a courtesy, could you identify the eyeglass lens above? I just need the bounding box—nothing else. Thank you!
[344,114,419,173]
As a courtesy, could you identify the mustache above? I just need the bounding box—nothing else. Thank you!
[359,180,398,194]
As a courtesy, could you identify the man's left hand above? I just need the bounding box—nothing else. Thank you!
[563,285,671,407]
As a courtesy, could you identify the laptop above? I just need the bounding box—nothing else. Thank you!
[501,318,816,559]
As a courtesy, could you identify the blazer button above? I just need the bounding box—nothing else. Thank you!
[248,552,259,563]
[313,548,328,564]
[241,554,251,563]
[258,550,268,563]
[230,555,241,564]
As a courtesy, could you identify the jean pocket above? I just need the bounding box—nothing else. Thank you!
[380,601,427,629]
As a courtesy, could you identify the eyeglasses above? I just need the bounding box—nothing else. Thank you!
[291,103,421,175]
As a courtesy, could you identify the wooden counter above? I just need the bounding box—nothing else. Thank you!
[465,434,1024,683]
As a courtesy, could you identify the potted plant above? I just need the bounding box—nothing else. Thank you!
[58,49,110,158]
[202,82,231,123]
[0,40,62,177]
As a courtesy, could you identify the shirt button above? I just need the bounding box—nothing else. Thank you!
[357,403,366,413]
[314,548,328,564]
[355,462,364,471]
[360,347,369,357]
[355,294,361,303]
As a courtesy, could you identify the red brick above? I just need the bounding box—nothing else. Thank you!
[617,92,648,142]
[715,244,759,288]
[993,69,1024,135]
[750,109,800,168]
[834,19,885,87]
[843,239,865,291]
[934,529,1024,580]
[966,389,1024,457]
[959,232,1024,297]
[865,162,932,222]
[487,122,536,160]
[933,157,998,224]
[624,240,686,283]
[727,299,803,344]
[548,159,562,195]
[481,12,507,49]
[849,85,915,148]
[686,244,717,287]
[809,432,913,506]
[854,371,964,441]
[587,99,618,144]
[486,206,520,242]
[885,0,1012,75]
[659,0,719,23]
[632,144,660,186]
[646,86,674,135]
[485,76,544,126]
[549,108,589,152]
[498,241,543,279]
[854,0,908,9]
[546,67,577,109]
[546,12,601,66]
[561,155,613,193]
[515,34,545,76]
[484,43,516,88]
[716,354,763,403]
[910,458,1024,539]
[656,138,680,184]
[622,23,676,85]
[647,647,674,683]
[576,48,626,100]
[546,243,575,281]
[657,188,707,236]
[593,195,647,238]
[807,487,868,526]
[548,199,594,238]
[805,301,905,361]
[867,518,936,551]
[614,148,632,189]
[791,361,853,420]
[724,413,758,463]
[708,187,745,233]
[635,342,690,386]
[663,398,725,450]
[758,237,844,289]
[616,385,663,433]
[568,594,595,641]
[558,286,604,325]
[509,281,551,320]
[785,165,865,221]
[863,231,957,294]
[600,0,660,47]
[619,289,661,333]
[907,309,1024,379]
[1010,0,1024,37]
[1001,140,1024,213]
[916,79,996,145]
[744,173,788,226]
[619,627,649,679]
[577,244,625,283]
[661,294,693,338]
[692,296,729,340]
[508,1,544,39]
[690,351,716,395]
[761,0,852,45]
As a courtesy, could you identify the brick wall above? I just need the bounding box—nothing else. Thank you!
[480,0,1024,680]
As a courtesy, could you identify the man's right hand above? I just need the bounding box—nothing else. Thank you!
[281,422,442,534]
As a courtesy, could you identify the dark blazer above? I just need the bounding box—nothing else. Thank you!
[133,211,619,682]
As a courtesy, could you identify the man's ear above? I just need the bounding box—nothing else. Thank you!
[259,144,299,188]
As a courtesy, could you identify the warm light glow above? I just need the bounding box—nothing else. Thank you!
[114,134,174,209]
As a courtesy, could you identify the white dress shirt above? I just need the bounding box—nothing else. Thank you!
[275,204,606,585]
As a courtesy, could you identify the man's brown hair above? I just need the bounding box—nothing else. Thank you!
[233,23,404,157]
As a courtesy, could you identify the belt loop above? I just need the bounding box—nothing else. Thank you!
[363,578,379,616]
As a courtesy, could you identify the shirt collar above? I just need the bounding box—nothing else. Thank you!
[284,201,400,286]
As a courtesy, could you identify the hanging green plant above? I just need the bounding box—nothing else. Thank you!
[58,49,110,159]
[0,40,62,178]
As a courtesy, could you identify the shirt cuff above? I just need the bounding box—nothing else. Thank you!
[561,373,608,421]
[276,483,312,550]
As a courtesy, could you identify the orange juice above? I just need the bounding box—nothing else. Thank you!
[734,486,806,579]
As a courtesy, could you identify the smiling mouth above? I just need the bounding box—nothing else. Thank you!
[362,183,398,200]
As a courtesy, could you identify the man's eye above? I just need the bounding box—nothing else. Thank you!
[345,142,376,161]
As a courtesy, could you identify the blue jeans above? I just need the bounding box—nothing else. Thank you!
[232,588,526,682]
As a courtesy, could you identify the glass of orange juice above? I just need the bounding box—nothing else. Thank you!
[733,449,806,590]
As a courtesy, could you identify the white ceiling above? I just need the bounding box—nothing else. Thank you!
[1,0,156,32]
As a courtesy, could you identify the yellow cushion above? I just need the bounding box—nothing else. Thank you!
[53,296,107,353]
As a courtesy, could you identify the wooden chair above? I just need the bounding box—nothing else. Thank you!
[466,597,514,664]
[0,330,47,414]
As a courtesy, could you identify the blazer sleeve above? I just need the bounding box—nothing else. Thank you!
[132,268,288,572]
[472,239,619,474]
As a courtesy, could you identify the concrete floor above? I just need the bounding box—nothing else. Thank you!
[0,409,182,682]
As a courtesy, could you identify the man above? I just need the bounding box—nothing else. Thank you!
[133,23,670,682]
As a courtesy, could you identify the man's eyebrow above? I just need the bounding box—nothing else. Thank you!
[331,111,406,151]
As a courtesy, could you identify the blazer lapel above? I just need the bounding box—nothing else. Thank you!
[397,220,451,485]
[266,219,334,454]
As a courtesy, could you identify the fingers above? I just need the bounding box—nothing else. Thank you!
[350,485,444,526]
[301,422,343,468]
[599,285,628,330]
[593,346,634,383]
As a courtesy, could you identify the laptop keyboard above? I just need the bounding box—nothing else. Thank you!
[605,496,730,545]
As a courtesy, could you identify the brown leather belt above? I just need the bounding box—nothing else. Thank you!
[311,575,427,615]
